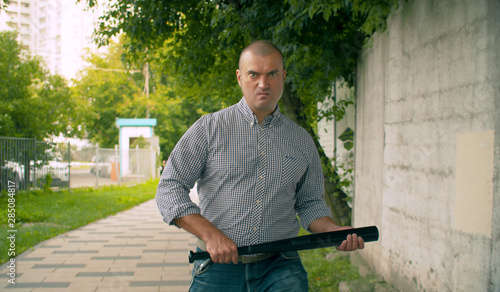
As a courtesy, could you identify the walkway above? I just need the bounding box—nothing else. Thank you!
[0,199,198,292]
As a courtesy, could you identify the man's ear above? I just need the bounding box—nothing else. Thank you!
[236,69,242,86]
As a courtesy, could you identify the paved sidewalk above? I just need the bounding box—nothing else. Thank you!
[0,199,198,292]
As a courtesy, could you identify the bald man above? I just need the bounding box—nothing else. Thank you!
[156,40,364,291]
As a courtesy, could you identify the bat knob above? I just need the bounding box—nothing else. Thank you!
[188,251,195,263]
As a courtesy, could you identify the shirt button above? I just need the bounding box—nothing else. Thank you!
[256,200,261,204]
[259,175,264,179]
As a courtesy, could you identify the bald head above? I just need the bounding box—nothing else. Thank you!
[238,40,284,70]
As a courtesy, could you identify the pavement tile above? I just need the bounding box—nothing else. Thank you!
[77,265,109,272]
[0,199,195,291]
[17,272,48,282]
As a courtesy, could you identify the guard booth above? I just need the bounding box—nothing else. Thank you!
[115,118,158,179]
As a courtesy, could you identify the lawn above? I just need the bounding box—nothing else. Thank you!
[0,180,158,265]
[298,229,362,291]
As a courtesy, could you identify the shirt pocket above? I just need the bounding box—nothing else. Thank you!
[281,154,308,189]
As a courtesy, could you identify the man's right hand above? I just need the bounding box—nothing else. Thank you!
[174,214,239,264]
[205,231,239,264]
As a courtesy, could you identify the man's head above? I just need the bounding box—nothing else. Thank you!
[236,40,286,123]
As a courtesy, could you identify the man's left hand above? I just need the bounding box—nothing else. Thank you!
[336,232,365,251]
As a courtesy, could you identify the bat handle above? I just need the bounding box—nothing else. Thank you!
[188,250,211,263]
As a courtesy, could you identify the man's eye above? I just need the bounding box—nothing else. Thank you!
[269,72,277,77]
[249,73,257,78]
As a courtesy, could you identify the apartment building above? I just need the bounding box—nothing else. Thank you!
[0,0,33,49]
[0,0,103,80]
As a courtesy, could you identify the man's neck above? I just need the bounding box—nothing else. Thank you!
[255,113,267,125]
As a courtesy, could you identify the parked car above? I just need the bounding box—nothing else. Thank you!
[90,155,114,178]
[31,160,69,187]
[1,161,24,190]
[46,160,69,186]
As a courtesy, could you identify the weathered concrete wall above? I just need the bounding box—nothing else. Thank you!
[353,0,499,291]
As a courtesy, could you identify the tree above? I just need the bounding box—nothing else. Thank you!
[72,35,218,156]
[72,37,145,148]
[0,31,81,140]
[83,0,398,225]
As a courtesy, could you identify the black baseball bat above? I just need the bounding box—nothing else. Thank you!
[188,225,379,263]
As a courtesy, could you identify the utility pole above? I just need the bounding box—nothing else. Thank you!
[143,60,150,118]
[143,47,150,118]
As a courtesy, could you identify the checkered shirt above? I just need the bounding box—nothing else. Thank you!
[156,97,333,246]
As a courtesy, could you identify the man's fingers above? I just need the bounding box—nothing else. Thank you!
[351,234,358,250]
[336,233,365,251]
[209,245,238,264]
[358,236,365,249]
[231,253,239,265]
[336,240,347,251]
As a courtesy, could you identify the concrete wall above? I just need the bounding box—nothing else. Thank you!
[353,0,499,291]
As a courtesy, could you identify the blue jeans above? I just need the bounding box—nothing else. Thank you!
[189,251,309,292]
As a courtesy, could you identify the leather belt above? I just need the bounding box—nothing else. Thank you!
[197,239,277,264]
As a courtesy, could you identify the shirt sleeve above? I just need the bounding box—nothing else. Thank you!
[155,116,208,226]
[294,136,333,232]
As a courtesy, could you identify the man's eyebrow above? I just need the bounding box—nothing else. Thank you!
[246,69,280,75]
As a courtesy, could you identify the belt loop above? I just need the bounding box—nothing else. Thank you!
[197,238,207,251]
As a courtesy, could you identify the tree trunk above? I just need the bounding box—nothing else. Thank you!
[280,82,351,226]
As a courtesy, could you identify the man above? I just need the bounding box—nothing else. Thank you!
[156,40,364,291]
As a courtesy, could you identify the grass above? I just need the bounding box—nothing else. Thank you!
[298,228,362,292]
[0,179,158,265]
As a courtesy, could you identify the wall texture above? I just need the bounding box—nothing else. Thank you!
[353,0,499,291]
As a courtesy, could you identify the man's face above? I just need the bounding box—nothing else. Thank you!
[236,51,286,119]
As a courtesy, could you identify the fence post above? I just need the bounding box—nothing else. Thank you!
[150,145,155,180]
[115,144,121,186]
[136,145,140,184]
[95,144,99,188]
[68,141,71,191]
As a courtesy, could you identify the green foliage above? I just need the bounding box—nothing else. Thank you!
[42,173,52,193]
[130,135,149,149]
[80,0,399,223]
[72,36,220,158]
[0,180,158,264]
[82,0,399,138]
[72,37,144,148]
[338,127,354,151]
[0,31,82,140]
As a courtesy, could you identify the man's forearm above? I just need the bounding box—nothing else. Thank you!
[308,216,343,233]
[174,214,220,243]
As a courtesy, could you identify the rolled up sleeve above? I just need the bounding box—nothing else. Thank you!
[294,137,333,232]
[155,116,208,226]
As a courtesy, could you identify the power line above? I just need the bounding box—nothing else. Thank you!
[86,68,141,73]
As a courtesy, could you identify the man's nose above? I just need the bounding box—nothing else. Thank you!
[258,75,269,89]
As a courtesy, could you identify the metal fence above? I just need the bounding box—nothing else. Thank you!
[0,137,159,192]
[70,145,159,189]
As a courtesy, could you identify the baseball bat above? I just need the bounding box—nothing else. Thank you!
[188,225,378,263]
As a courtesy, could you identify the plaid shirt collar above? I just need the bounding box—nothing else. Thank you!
[236,97,282,127]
